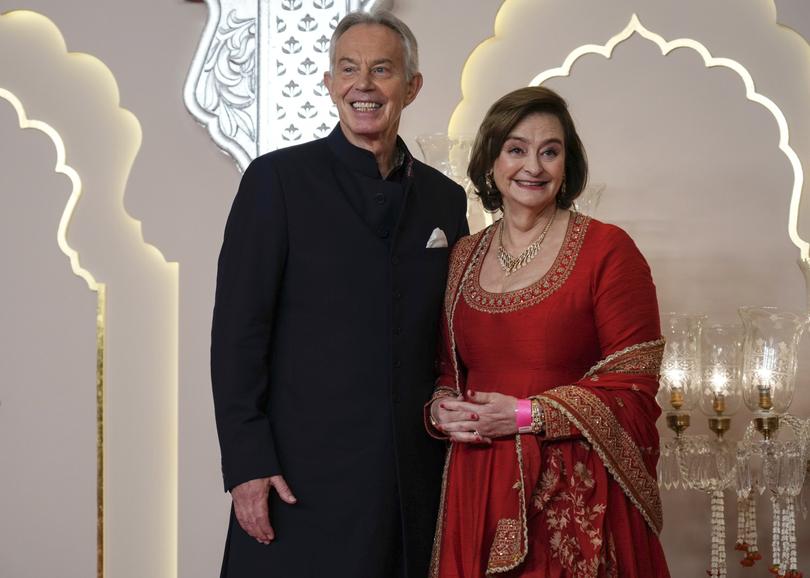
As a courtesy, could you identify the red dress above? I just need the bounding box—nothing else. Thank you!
[428,214,671,578]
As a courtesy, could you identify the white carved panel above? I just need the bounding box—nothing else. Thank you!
[186,0,388,171]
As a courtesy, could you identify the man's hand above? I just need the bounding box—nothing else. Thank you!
[231,475,297,544]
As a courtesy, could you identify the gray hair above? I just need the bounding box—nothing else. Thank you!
[329,10,419,81]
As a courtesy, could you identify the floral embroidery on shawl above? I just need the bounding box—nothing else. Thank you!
[531,447,607,578]
[537,386,663,534]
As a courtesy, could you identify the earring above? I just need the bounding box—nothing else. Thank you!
[560,178,567,196]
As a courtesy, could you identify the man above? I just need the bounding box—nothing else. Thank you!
[211,10,469,577]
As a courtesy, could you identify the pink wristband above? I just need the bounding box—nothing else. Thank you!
[515,398,532,434]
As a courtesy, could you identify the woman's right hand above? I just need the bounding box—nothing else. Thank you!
[430,393,493,444]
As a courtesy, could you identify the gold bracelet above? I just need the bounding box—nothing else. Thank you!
[530,398,544,434]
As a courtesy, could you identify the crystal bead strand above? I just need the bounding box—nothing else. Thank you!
[708,489,727,578]
[737,493,761,567]
[735,496,746,551]
[772,495,782,575]
[748,495,760,562]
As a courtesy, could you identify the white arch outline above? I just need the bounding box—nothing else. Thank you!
[528,13,807,260]
[0,87,99,290]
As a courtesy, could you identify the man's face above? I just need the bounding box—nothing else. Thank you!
[324,24,422,147]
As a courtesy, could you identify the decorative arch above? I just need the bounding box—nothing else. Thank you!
[526,13,807,263]
[0,85,105,577]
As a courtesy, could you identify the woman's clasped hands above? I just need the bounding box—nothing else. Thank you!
[431,389,519,443]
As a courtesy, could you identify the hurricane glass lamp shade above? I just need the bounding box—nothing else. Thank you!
[738,307,807,416]
[657,313,705,431]
[699,324,742,418]
[416,134,472,184]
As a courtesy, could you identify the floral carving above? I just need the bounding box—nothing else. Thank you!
[186,0,386,169]
[202,9,256,141]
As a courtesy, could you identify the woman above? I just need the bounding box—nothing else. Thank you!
[426,86,670,578]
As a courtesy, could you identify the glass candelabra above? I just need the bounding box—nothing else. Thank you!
[415,134,489,231]
[658,307,810,578]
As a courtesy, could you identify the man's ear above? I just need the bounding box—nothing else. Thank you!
[403,72,423,108]
[323,71,335,102]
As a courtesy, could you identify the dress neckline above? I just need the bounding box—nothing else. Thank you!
[462,212,591,313]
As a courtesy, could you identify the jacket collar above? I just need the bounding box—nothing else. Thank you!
[326,124,412,180]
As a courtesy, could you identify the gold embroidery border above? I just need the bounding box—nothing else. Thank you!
[430,229,492,576]
[583,338,665,378]
[538,386,663,534]
[447,226,495,394]
[443,227,489,323]
[487,518,522,571]
[463,213,591,314]
[486,433,529,574]
[428,444,454,578]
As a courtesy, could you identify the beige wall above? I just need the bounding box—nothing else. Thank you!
[1,1,809,577]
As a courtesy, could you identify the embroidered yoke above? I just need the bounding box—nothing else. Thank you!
[429,214,671,578]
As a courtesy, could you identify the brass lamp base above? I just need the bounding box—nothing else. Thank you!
[708,416,731,439]
[754,415,780,440]
[666,413,690,437]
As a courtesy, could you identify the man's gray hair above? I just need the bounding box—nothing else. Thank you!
[329,10,419,81]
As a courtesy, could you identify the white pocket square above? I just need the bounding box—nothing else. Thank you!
[426,227,448,248]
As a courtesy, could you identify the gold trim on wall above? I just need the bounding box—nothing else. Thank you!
[95,284,106,578]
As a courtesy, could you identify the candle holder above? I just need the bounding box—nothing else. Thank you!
[657,313,704,493]
[416,134,490,231]
[700,324,743,440]
[734,307,809,577]
[739,307,806,440]
[657,309,810,578]
[658,313,705,438]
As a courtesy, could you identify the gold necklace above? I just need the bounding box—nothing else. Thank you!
[497,208,557,276]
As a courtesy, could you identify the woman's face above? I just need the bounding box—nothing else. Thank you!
[491,112,566,214]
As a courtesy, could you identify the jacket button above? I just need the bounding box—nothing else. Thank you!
[394,360,402,368]
[393,290,402,300]
[378,227,390,238]
[375,192,386,205]
[394,326,402,335]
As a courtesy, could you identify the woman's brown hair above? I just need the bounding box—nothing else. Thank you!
[468,86,588,212]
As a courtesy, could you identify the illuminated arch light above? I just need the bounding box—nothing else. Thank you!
[1,9,179,578]
[527,13,806,261]
[1,10,172,270]
[449,10,807,261]
[0,87,97,290]
[0,85,106,578]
